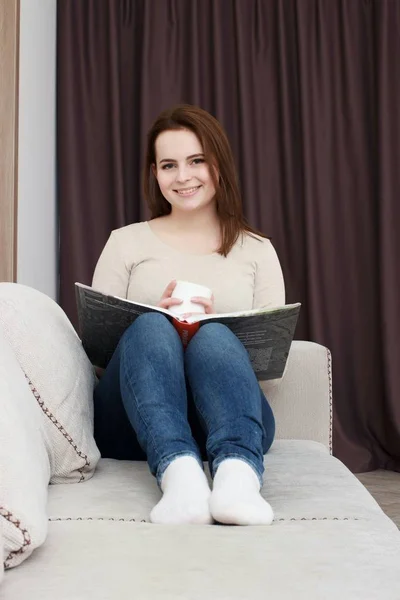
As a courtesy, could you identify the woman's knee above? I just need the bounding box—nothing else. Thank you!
[123,312,169,338]
[186,323,248,365]
[120,312,181,356]
[189,323,239,349]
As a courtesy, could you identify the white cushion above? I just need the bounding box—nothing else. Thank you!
[0,329,50,568]
[0,283,100,483]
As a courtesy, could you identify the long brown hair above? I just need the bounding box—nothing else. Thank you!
[143,104,268,257]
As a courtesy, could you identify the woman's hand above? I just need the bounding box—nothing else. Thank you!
[181,294,215,319]
[157,280,184,311]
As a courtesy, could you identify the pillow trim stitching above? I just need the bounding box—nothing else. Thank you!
[327,348,333,455]
[0,506,32,569]
[24,374,90,482]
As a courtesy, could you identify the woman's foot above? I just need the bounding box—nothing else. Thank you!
[209,459,274,525]
[150,456,213,525]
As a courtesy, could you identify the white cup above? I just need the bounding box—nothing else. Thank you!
[169,280,213,317]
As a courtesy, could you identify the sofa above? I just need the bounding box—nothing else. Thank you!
[1,283,400,600]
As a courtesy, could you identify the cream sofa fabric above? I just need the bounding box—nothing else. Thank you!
[2,444,400,599]
[263,342,332,452]
[0,328,50,568]
[0,283,100,483]
[45,441,388,524]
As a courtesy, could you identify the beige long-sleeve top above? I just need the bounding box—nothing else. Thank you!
[92,221,285,313]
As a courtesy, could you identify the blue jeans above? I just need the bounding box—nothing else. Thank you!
[93,313,275,486]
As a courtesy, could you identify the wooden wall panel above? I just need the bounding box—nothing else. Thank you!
[0,0,19,282]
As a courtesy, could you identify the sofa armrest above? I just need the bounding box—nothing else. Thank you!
[260,341,333,453]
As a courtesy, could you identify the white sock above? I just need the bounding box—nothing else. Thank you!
[209,459,274,526]
[150,456,213,525]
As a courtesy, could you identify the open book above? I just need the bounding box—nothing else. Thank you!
[75,283,301,381]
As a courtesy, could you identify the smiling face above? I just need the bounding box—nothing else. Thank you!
[153,129,217,216]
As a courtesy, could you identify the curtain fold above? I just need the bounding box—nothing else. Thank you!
[57,0,400,473]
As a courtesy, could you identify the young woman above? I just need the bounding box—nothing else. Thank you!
[92,104,285,526]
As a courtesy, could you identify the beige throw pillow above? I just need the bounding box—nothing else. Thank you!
[0,283,100,484]
[0,328,50,569]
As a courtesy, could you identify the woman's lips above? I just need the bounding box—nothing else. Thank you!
[175,186,201,197]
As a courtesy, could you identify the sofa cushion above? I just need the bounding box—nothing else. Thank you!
[2,517,400,600]
[0,283,100,483]
[0,328,50,569]
[46,441,388,523]
[3,441,400,598]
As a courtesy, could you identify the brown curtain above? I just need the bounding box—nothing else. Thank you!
[57,0,400,474]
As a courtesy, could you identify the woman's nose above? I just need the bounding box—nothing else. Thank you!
[176,165,191,183]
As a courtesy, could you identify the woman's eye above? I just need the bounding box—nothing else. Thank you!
[161,158,204,170]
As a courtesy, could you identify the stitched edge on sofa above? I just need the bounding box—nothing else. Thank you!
[327,348,333,455]
[24,374,90,482]
[49,517,148,522]
[47,516,363,523]
[0,506,32,569]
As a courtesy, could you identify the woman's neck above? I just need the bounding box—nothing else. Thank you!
[164,208,220,234]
